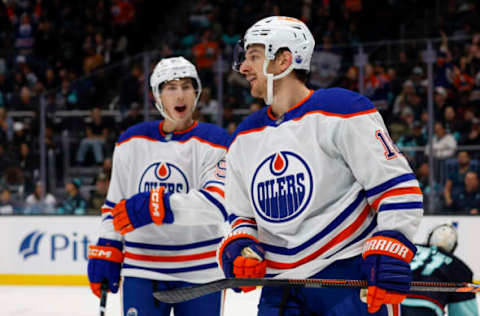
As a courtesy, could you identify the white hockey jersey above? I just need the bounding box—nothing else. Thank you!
[224,88,423,279]
[98,120,230,283]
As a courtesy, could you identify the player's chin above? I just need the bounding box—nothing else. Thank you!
[250,87,264,99]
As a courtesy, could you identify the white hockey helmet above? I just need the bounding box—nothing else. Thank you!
[427,222,458,253]
[233,16,315,105]
[150,56,202,121]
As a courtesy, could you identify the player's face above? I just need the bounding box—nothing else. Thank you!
[239,45,267,99]
[160,78,196,122]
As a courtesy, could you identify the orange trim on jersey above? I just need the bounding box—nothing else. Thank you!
[292,107,378,122]
[267,90,314,120]
[124,250,216,262]
[101,207,112,214]
[204,186,225,198]
[267,107,277,120]
[266,204,371,269]
[229,106,377,150]
[177,136,228,150]
[116,135,159,146]
[232,219,257,229]
[158,120,198,137]
[116,132,227,150]
[228,126,269,152]
[217,233,259,268]
[405,294,444,309]
[371,187,423,211]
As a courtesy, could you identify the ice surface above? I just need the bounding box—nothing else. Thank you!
[1,286,478,315]
[0,286,260,316]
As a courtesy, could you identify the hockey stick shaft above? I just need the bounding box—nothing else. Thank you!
[153,278,480,304]
[99,281,108,316]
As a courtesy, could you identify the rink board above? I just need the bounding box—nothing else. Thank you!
[0,215,479,285]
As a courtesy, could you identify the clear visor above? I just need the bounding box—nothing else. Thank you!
[232,39,245,72]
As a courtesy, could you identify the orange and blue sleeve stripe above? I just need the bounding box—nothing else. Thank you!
[101,199,117,221]
[262,191,373,270]
[229,214,258,232]
[199,189,227,221]
[365,173,423,212]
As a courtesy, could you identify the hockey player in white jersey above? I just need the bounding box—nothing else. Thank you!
[216,16,424,315]
[87,56,230,316]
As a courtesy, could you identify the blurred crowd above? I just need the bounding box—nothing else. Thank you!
[1,0,480,215]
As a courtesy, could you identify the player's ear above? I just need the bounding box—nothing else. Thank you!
[277,50,292,72]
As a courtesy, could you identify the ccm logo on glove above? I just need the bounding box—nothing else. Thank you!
[88,245,124,263]
[363,236,414,262]
[149,187,165,224]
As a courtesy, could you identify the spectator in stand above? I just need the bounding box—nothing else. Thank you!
[221,24,240,56]
[0,107,13,144]
[415,161,441,212]
[76,107,108,165]
[56,80,78,110]
[120,102,143,132]
[24,181,56,214]
[433,86,449,122]
[410,66,427,96]
[34,17,57,66]
[434,31,454,89]
[444,151,479,205]
[18,142,37,193]
[83,37,105,75]
[425,122,457,160]
[119,65,142,113]
[0,187,17,214]
[42,68,57,91]
[198,87,218,121]
[460,118,480,149]
[87,172,109,215]
[0,144,14,175]
[392,80,415,117]
[11,86,34,111]
[338,65,358,92]
[12,121,30,149]
[425,122,458,184]
[396,51,415,81]
[102,157,112,179]
[443,105,462,141]
[13,12,35,55]
[111,0,136,28]
[192,29,219,88]
[408,92,424,120]
[452,59,474,93]
[57,178,87,215]
[397,121,427,168]
[444,171,480,214]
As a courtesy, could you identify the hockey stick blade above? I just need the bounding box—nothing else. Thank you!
[153,278,480,304]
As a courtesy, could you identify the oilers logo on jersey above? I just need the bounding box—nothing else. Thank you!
[251,151,313,223]
[138,161,189,193]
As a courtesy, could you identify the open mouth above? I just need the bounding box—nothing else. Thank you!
[174,105,187,114]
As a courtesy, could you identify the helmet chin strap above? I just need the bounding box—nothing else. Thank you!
[263,59,295,105]
[155,101,176,123]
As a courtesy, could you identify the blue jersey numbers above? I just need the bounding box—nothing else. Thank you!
[375,129,399,160]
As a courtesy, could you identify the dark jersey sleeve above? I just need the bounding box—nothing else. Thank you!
[409,245,476,306]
